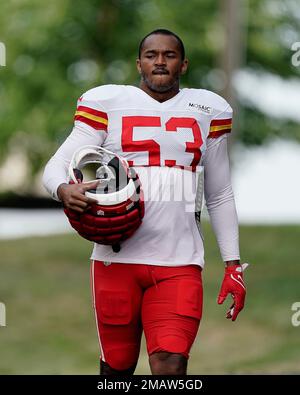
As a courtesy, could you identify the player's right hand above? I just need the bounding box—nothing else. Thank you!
[57,181,99,213]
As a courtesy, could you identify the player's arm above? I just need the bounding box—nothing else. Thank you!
[203,106,247,321]
[42,92,108,212]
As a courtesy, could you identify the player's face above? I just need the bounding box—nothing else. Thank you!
[137,34,188,94]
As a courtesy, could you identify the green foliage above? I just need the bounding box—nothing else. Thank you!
[0,0,299,180]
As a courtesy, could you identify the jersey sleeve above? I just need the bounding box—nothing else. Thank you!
[203,135,240,262]
[42,90,109,201]
[74,92,108,133]
[208,103,233,139]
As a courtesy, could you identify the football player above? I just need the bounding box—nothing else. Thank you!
[42,29,247,375]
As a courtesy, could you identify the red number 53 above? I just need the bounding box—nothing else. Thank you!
[121,116,203,167]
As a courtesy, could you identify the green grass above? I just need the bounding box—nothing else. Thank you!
[0,223,300,374]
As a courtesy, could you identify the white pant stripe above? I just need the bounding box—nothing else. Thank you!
[91,260,106,362]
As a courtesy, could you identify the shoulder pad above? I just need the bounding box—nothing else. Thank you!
[79,85,124,110]
[185,88,232,114]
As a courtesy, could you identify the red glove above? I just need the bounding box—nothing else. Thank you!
[217,263,248,321]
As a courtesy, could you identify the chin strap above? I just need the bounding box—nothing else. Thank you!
[112,243,121,253]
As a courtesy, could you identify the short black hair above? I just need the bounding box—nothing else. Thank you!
[138,29,185,60]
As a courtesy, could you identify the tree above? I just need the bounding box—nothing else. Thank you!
[0,0,299,191]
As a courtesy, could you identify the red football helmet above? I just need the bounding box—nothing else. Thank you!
[64,145,144,252]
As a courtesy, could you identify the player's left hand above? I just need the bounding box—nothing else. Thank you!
[217,263,249,321]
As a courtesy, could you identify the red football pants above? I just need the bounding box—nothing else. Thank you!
[91,260,203,371]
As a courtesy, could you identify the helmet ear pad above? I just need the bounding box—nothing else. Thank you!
[106,156,129,191]
[70,168,83,184]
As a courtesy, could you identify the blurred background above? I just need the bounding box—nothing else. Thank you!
[0,0,300,374]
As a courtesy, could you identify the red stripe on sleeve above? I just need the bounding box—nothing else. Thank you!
[77,105,108,120]
[210,118,232,126]
[208,128,231,138]
[74,115,108,131]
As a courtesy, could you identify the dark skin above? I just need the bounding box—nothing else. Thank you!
[57,180,98,213]
[136,34,188,102]
[58,33,240,375]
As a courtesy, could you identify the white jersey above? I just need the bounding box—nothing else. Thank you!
[43,85,240,267]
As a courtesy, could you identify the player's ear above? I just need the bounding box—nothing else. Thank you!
[136,58,142,74]
[180,59,188,75]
